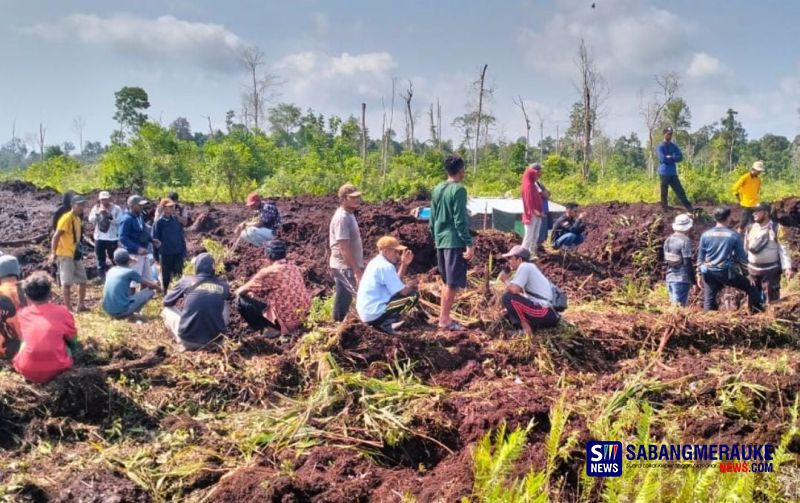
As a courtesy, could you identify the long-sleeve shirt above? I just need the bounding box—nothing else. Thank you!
[698,225,747,272]
[163,273,229,345]
[663,233,695,284]
[88,204,123,241]
[657,141,683,176]
[430,181,472,249]
[520,168,543,225]
[152,216,186,261]
[551,215,586,243]
[118,211,153,254]
[745,221,791,272]
[732,173,761,208]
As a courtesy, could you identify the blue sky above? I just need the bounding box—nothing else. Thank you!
[2,0,799,149]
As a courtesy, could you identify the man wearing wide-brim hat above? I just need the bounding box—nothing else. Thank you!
[733,160,765,233]
[663,213,696,306]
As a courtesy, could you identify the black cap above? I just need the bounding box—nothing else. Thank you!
[663,126,674,134]
[754,202,771,213]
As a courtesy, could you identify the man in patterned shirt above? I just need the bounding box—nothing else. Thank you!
[237,192,281,247]
[234,240,311,336]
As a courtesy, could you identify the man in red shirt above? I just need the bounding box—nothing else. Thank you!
[13,272,78,383]
[520,163,544,257]
[235,240,311,336]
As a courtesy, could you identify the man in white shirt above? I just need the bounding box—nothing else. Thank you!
[498,245,560,336]
[87,191,123,280]
[356,236,418,335]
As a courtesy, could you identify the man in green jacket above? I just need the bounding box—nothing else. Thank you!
[430,155,473,331]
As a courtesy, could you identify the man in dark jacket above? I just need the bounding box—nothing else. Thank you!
[657,126,693,212]
[153,198,187,290]
[161,253,229,351]
[697,206,763,313]
[119,195,160,284]
[551,203,586,249]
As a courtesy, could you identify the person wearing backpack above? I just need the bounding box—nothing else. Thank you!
[88,191,123,280]
[745,203,794,304]
[663,213,696,306]
[161,253,229,351]
[498,245,561,336]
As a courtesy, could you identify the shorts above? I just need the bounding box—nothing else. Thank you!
[436,248,468,288]
[57,257,87,286]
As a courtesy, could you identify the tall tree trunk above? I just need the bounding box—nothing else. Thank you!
[473,64,488,173]
[38,123,45,162]
[361,103,368,167]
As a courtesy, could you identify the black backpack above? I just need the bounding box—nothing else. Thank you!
[97,210,112,233]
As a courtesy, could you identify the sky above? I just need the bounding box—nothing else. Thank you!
[2,0,800,149]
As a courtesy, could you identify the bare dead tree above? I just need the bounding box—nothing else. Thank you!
[72,116,86,156]
[535,110,545,162]
[428,104,436,148]
[437,99,442,154]
[473,64,488,173]
[201,115,214,136]
[401,80,414,151]
[640,71,680,178]
[575,39,607,179]
[38,123,46,162]
[512,95,531,163]
[240,45,281,131]
[361,103,368,166]
[381,78,397,175]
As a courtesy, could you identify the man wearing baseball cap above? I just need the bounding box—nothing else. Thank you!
[236,192,281,247]
[745,202,794,304]
[497,245,560,336]
[663,213,696,306]
[49,195,89,312]
[153,198,187,290]
[102,248,162,319]
[329,183,364,322]
[356,236,418,335]
[119,195,161,285]
[657,126,693,213]
[733,161,765,233]
[88,191,123,280]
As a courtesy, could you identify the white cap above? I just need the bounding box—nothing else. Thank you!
[99,191,111,200]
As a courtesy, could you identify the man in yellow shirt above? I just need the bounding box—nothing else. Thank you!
[732,161,764,233]
[49,195,88,312]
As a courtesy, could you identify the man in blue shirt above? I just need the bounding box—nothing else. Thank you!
[153,198,187,290]
[697,206,763,313]
[119,195,161,284]
[356,236,418,335]
[657,126,693,212]
[102,249,162,318]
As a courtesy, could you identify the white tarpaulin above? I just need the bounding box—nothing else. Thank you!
[467,197,566,216]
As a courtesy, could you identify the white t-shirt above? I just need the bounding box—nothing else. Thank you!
[356,254,405,322]
[88,204,123,241]
[511,262,553,306]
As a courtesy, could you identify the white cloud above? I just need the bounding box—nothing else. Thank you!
[687,52,723,78]
[21,13,244,72]
[518,0,690,81]
[274,51,397,101]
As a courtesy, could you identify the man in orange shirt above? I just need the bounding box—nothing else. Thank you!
[0,256,25,358]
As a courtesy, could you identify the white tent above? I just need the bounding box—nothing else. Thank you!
[467,197,566,216]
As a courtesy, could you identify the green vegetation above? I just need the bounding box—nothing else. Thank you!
[3,86,799,205]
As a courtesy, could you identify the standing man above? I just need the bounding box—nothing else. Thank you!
[153,198,187,290]
[697,206,762,313]
[520,164,544,257]
[329,183,364,322]
[356,236,418,335]
[657,126,693,212]
[663,213,695,306]
[733,161,765,233]
[119,195,161,285]
[49,195,88,312]
[430,155,473,331]
[745,203,793,304]
[88,191,123,280]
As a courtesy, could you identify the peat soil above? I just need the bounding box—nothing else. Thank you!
[1,181,799,501]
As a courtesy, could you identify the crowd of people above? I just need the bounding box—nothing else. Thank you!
[0,133,793,384]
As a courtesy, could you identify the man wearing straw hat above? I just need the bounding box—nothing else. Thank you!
[733,160,765,233]
[663,213,695,306]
